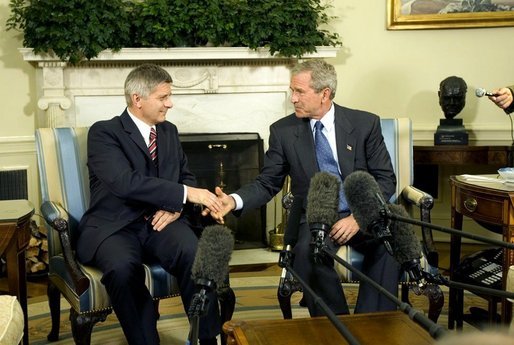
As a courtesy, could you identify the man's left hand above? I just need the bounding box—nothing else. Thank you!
[150,210,181,231]
[329,214,359,245]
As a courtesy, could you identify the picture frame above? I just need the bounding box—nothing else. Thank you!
[387,0,514,30]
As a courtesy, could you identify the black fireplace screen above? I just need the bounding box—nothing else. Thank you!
[179,133,265,249]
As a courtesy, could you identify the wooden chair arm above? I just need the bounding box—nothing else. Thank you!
[40,201,89,295]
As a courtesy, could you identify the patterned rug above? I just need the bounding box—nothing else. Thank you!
[27,276,490,345]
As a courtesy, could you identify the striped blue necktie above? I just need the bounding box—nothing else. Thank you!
[314,121,348,211]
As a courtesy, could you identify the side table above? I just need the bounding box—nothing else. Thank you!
[449,175,514,329]
[0,200,35,345]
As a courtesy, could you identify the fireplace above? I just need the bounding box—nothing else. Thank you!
[180,133,265,249]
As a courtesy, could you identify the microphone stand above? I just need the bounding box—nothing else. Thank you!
[278,249,361,345]
[424,271,514,300]
[186,279,213,345]
[376,199,514,325]
[377,200,514,250]
[321,247,447,340]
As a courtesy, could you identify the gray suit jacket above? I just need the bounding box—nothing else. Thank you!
[236,103,396,213]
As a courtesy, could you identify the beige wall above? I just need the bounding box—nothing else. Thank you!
[1,0,513,239]
[0,0,36,137]
[328,1,514,143]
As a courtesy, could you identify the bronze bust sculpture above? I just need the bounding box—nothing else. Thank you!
[434,76,468,145]
[438,76,467,120]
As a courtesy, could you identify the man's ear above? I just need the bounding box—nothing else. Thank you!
[132,93,142,108]
[322,88,331,101]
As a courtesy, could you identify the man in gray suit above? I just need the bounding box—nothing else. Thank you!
[210,59,400,316]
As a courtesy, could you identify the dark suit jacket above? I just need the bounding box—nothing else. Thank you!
[236,103,396,215]
[77,110,196,263]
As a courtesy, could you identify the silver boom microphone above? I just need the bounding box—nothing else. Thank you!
[475,88,497,97]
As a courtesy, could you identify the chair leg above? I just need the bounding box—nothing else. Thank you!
[401,283,444,323]
[154,299,160,320]
[277,289,293,319]
[219,286,236,345]
[424,285,444,323]
[47,281,61,341]
[400,284,410,305]
[69,307,111,345]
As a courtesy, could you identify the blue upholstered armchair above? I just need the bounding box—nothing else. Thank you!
[35,127,235,344]
[277,118,444,322]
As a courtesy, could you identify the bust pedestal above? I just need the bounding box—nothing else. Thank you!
[434,118,468,145]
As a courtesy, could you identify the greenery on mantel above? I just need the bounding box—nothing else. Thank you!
[6,0,341,65]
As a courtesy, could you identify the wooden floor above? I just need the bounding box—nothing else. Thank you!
[0,241,489,299]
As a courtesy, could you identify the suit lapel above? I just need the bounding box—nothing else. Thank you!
[120,111,157,173]
[154,124,173,177]
[293,119,318,178]
[334,106,356,178]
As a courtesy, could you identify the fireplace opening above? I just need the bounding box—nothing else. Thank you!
[179,133,266,249]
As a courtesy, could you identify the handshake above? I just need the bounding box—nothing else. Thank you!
[187,185,236,224]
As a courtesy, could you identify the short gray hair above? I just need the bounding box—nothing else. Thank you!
[124,64,173,106]
[291,59,337,99]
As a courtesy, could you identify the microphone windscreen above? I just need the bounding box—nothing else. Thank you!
[344,170,383,234]
[191,225,234,287]
[388,204,422,265]
[475,88,486,97]
[306,172,339,226]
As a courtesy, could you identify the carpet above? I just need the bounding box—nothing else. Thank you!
[27,276,489,345]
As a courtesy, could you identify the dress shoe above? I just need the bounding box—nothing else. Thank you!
[199,338,217,345]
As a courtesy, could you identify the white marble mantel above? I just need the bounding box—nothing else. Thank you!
[21,47,339,141]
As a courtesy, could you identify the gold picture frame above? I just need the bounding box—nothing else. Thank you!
[387,0,514,30]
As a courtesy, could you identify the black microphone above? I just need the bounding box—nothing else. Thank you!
[344,170,427,291]
[278,195,303,300]
[191,224,234,294]
[188,225,234,345]
[344,170,394,255]
[278,244,295,298]
[475,88,498,97]
[348,173,514,300]
[306,172,340,262]
[388,204,427,292]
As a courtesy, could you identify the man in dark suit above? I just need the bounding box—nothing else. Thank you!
[77,64,222,345]
[210,59,400,316]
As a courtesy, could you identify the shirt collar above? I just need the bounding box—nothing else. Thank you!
[310,103,335,133]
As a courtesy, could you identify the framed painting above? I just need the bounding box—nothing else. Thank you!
[387,0,514,30]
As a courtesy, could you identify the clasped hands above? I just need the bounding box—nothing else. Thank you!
[200,186,235,224]
[148,186,230,231]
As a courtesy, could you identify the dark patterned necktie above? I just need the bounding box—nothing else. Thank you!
[314,121,348,211]
[148,127,157,164]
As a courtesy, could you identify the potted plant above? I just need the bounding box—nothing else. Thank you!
[6,0,131,64]
[6,0,341,64]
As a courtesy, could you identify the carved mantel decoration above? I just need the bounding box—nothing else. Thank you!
[20,47,339,135]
